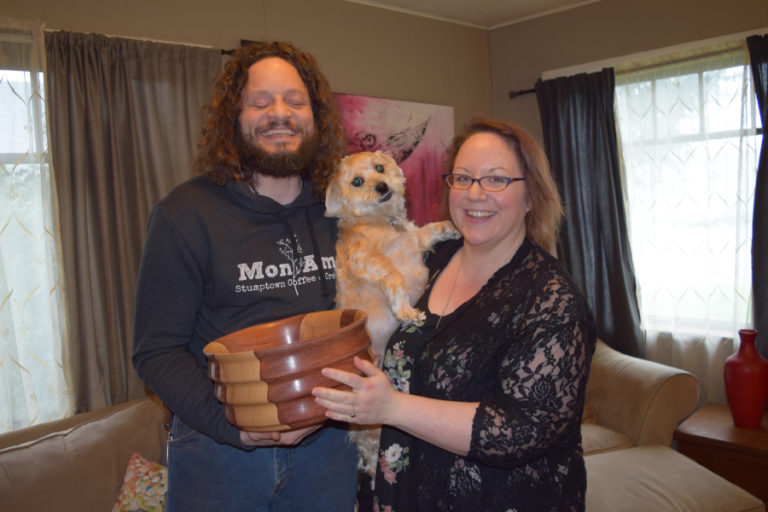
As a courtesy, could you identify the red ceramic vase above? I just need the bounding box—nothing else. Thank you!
[723,329,768,430]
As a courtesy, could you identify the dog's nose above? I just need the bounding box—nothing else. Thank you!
[375,183,389,196]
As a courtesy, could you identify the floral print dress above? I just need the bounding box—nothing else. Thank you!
[363,238,596,512]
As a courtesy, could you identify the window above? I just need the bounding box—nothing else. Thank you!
[614,42,761,402]
[0,22,72,432]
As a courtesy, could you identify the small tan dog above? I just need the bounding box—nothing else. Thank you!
[325,150,458,477]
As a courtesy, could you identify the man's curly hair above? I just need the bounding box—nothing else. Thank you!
[193,41,345,199]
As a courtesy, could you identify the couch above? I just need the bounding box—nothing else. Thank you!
[0,342,763,511]
[0,394,168,511]
[583,340,764,512]
[581,338,702,455]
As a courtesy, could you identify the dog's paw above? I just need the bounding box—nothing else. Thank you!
[440,221,461,240]
[420,220,461,246]
[397,305,426,326]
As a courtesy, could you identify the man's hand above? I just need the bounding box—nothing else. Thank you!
[240,424,321,447]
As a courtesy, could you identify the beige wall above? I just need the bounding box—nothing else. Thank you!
[1,0,490,134]
[6,0,768,144]
[490,0,768,143]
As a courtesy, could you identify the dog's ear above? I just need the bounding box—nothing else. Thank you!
[324,179,343,217]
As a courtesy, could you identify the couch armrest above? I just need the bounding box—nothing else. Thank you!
[586,339,699,447]
[0,395,170,512]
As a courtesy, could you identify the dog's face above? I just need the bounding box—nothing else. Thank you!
[325,150,407,221]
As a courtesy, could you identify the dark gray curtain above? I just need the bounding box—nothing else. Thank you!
[535,69,643,356]
[746,34,768,358]
[44,31,221,412]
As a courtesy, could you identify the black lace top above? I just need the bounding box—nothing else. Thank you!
[364,238,596,512]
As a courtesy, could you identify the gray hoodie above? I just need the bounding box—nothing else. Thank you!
[133,175,337,448]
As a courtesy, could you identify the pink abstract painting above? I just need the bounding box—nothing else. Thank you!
[333,93,454,226]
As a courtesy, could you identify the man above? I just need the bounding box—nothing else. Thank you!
[132,41,357,511]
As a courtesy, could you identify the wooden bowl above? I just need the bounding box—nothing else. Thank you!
[223,393,338,432]
[220,348,373,431]
[204,309,370,383]
[203,309,372,431]
[214,348,368,405]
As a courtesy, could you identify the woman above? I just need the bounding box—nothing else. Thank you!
[313,118,596,511]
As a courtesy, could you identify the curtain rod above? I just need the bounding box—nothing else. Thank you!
[508,87,535,100]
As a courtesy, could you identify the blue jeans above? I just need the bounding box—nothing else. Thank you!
[166,417,358,512]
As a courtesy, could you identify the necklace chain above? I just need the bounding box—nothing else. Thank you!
[436,250,462,329]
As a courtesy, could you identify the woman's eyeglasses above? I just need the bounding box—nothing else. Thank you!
[442,174,525,192]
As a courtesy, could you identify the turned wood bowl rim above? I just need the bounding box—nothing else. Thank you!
[203,309,369,360]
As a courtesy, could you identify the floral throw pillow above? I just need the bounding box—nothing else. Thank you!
[114,452,168,512]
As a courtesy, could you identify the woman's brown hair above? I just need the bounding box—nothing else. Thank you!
[193,41,345,199]
[443,117,564,253]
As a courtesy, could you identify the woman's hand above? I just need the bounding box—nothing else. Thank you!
[312,355,400,425]
[315,355,477,456]
[239,424,321,447]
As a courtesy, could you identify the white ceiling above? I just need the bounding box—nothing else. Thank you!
[342,0,602,29]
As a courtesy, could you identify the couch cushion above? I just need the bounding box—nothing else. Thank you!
[0,397,167,512]
[586,445,765,512]
[582,423,634,455]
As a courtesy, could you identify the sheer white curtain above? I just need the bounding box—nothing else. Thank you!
[0,18,72,431]
[615,42,762,404]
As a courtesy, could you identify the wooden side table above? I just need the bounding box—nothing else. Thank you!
[674,403,768,505]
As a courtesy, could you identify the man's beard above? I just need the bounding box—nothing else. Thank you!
[234,123,319,180]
